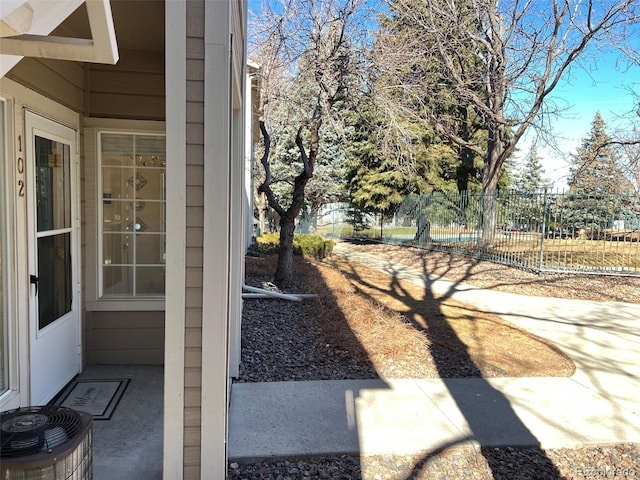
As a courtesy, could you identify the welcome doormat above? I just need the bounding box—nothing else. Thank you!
[53,379,130,420]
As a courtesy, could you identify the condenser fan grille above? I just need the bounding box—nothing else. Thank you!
[1,406,82,457]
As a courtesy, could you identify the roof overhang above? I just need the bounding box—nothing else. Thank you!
[0,0,118,78]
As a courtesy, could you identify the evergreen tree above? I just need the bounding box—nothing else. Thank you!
[569,112,629,195]
[563,112,633,232]
[301,126,349,232]
[515,145,550,194]
[343,96,464,216]
[343,98,413,214]
[374,0,488,195]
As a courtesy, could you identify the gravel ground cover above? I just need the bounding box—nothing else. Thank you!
[228,244,639,479]
[229,444,639,479]
[237,294,377,382]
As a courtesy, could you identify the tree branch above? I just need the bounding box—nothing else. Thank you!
[257,121,286,217]
[295,125,312,178]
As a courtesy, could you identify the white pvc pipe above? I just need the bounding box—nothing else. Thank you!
[242,284,302,302]
[242,293,319,300]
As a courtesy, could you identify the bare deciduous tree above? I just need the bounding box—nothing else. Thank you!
[621,140,640,194]
[251,0,365,287]
[611,31,640,194]
[614,121,640,194]
[376,0,640,244]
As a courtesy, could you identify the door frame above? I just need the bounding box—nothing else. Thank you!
[0,78,82,411]
[25,109,82,405]
[0,95,22,411]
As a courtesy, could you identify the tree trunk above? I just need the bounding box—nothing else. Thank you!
[272,121,319,287]
[257,120,316,288]
[257,196,266,238]
[480,183,498,247]
[274,215,296,287]
[480,132,503,247]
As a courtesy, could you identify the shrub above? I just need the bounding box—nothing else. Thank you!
[254,233,281,255]
[253,233,334,259]
[294,233,335,259]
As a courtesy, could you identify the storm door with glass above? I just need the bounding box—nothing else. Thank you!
[26,112,80,405]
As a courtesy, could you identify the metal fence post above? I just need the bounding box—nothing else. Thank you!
[539,188,548,271]
[476,190,483,256]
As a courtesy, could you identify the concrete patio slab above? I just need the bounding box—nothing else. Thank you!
[75,365,163,480]
[228,379,388,460]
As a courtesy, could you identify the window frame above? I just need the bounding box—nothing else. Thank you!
[98,131,167,298]
[84,119,166,311]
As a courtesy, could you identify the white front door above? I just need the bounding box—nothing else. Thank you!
[25,111,80,405]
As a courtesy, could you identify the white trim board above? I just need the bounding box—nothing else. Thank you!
[162,1,186,478]
[201,0,232,475]
[1,0,118,78]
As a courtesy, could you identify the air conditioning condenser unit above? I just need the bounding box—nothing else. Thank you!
[1,405,93,480]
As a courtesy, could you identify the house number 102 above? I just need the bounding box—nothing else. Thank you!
[17,156,25,197]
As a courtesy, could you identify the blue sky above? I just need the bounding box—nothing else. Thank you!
[519,52,640,189]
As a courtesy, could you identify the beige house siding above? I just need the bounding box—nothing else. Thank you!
[86,50,165,120]
[229,106,245,377]
[163,0,247,476]
[85,311,164,364]
[164,0,187,474]
[3,0,248,475]
[184,1,205,475]
[6,49,168,368]
[82,118,165,365]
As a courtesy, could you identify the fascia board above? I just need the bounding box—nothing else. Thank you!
[0,2,34,37]
[1,0,118,78]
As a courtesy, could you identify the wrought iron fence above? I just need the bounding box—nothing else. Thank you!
[316,191,640,276]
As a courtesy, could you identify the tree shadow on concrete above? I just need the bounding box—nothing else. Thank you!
[342,237,640,303]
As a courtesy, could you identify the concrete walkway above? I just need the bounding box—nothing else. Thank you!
[228,243,640,462]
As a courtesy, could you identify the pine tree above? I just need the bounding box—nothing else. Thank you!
[373,0,488,195]
[563,112,633,232]
[515,145,549,194]
[343,98,411,214]
[569,112,628,195]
